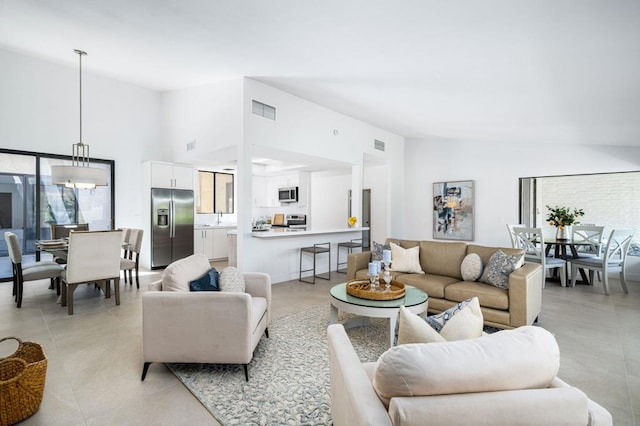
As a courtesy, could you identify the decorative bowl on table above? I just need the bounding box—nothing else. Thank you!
[346,279,406,300]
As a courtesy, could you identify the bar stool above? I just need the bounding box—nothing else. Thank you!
[337,238,363,274]
[299,242,331,284]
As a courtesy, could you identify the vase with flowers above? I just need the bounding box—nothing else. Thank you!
[348,216,357,228]
[546,205,584,240]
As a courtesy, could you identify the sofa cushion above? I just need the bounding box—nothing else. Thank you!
[397,298,483,344]
[373,326,560,407]
[371,241,391,261]
[480,250,524,289]
[460,253,483,281]
[390,242,424,274]
[219,266,246,292]
[419,241,467,280]
[397,273,459,299]
[189,268,220,292]
[445,281,510,310]
[162,253,211,292]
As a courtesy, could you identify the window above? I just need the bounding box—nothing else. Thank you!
[197,171,234,214]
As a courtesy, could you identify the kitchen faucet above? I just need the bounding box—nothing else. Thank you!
[216,210,222,225]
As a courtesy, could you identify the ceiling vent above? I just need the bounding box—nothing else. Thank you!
[374,139,385,151]
[252,100,276,121]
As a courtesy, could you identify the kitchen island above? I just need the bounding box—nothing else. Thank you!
[242,227,369,283]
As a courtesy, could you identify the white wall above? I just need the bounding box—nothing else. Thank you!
[160,79,243,164]
[403,138,640,248]
[0,48,162,229]
[310,171,351,229]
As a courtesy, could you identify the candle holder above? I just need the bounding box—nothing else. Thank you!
[368,273,379,291]
[382,263,392,292]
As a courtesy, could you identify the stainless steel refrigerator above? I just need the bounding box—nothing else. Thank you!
[151,188,194,268]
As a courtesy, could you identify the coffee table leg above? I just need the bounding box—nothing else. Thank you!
[330,303,339,324]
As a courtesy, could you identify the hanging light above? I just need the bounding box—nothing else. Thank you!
[51,49,108,189]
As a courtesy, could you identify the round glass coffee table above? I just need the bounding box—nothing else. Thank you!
[329,282,429,347]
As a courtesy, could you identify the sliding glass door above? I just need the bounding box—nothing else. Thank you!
[0,149,114,281]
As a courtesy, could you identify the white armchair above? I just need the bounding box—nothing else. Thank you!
[141,254,271,381]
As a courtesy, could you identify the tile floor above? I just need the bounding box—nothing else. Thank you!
[0,267,638,425]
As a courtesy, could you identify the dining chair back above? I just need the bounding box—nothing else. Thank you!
[571,225,605,257]
[4,232,63,308]
[506,224,524,248]
[120,228,144,288]
[513,227,567,288]
[61,230,123,315]
[570,229,636,295]
[51,223,89,239]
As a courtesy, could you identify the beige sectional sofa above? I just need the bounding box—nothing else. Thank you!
[346,238,543,329]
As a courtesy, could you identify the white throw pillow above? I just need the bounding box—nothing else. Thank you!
[219,266,246,292]
[461,253,483,281]
[373,326,560,408]
[397,297,483,344]
[390,242,424,274]
[161,253,211,292]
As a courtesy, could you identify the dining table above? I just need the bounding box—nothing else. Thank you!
[544,238,594,285]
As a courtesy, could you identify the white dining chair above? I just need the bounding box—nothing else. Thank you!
[61,230,123,315]
[572,225,605,257]
[513,227,567,288]
[506,224,524,248]
[570,229,636,295]
[4,232,64,308]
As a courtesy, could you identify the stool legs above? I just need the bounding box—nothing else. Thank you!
[299,243,331,284]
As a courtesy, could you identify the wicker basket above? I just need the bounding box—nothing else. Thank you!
[346,279,406,300]
[0,337,48,426]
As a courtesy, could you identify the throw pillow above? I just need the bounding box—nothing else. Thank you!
[371,241,391,261]
[390,242,424,274]
[161,253,211,292]
[189,268,220,292]
[479,250,525,289]
[424,297,484,341]
[396,306,446,345]
[460,253,483,281]
[219,266,246,292]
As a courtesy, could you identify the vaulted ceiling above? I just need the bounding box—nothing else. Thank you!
[1,1,639,146]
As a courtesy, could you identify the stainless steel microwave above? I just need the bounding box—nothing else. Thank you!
[278,187,298,203]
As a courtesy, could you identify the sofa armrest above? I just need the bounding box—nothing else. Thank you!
[243,272,271,324]
[142,291,254,364]
[507,262,543,327]
[347,251,372,280]
[327,324,391,426]
[550,378,613,425]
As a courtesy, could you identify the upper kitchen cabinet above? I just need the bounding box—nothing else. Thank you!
[150,161,193,190]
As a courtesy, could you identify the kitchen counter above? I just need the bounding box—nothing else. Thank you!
[194,224,237,230]
[252,227,368,238]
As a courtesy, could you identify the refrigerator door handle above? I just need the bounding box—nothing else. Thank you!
[170,200,175,238]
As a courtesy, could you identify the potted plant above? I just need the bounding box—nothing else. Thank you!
[546,205,584,240]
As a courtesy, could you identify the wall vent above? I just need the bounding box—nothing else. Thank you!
[186,140,196,151]
[374,139,385,151]
[252,100,276,121]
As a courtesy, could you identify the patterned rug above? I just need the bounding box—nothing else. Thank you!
[167,303,389,425]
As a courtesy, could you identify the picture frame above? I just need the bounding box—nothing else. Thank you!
[433,180,474,241]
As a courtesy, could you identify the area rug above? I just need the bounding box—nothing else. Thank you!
[167,304,389,425]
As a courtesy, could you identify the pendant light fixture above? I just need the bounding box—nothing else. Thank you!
[51,49,108,189]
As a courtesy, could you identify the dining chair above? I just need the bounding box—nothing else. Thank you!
[570,229,636,295]
[118,228,131,282]
[506,224,524,248]
[61,230,123,315]
[4,232,64,308]
[120,228,143,288]
[571,225,605,257]
[50,223,89,264]
[513,227,567,288]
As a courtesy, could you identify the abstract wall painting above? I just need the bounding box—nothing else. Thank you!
[433,180,474,241]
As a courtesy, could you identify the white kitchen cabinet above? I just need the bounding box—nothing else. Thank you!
[150,162,193,190]
[194,229,215,259]
[253,176,268,207]
[212,228,229,259]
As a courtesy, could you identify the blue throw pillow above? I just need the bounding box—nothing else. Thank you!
[189,268,220,292]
